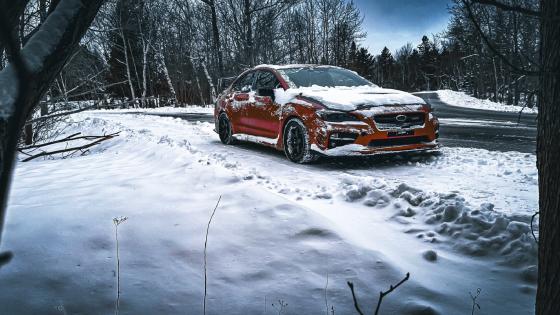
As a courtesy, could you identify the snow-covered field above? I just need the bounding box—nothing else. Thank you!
[420,90,538,114]
[1,111,538,314]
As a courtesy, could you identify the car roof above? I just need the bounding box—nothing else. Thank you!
[254,64,343,71]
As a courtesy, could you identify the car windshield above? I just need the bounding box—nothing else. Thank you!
[279,67,375,88]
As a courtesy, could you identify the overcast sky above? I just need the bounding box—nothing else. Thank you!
[354,0,453,54]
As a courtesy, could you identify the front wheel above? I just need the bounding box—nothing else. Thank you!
[218,113,236,145]
[283,119,318,164]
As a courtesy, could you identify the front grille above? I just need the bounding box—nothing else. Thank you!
[373,112,425,130]
[369,136,431,148]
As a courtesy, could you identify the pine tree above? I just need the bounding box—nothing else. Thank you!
[378,47,395,87]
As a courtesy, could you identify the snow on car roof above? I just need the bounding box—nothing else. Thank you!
[254,64,343,70]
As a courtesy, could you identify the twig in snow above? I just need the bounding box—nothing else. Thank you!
[470,288,482,315]
[346,282,365,315]
[531,211,539,244]
[374,272,410,315]
[348,272,411,315]
[203,196,221,315]
[272,299,288,315]
[113,216,128,315]
[324,271,331,315]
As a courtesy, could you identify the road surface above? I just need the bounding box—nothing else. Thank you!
[130,92,538,154]
[414,92,537,153]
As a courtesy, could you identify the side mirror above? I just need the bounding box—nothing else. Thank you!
[234,93,250,102]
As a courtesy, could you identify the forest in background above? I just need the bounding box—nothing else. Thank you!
[0,0,540,108]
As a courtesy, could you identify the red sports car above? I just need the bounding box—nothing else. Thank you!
[214,65,439,163]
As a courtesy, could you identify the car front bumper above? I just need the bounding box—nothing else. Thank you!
[310,120,440,156]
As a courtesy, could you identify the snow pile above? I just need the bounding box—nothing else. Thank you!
[339,177,537,267]
[274,85,425,111]
[437,90,538,114]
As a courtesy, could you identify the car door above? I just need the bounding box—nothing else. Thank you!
[250,70,282,139]
[228,71,256,133]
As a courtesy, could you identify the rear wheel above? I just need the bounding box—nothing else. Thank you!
[218,113,236,145]
[283,119,318,163]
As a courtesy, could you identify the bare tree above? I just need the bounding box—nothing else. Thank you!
[461,0,559,313]
[0,0,106,257]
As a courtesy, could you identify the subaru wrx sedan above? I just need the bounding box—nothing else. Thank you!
[214,65,439,163]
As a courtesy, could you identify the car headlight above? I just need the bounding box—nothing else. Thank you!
[317,110,360,122]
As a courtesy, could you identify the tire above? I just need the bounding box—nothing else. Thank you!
[283,119,318,163]
[218,113,236,145]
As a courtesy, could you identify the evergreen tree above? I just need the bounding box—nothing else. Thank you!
[378,47,395,87]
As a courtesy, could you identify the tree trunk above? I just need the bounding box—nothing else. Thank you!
[157,48,177,106]
[243,0,253,66]
[120,28,136,107]
[208,0,223,76]
[0,0,105,250]
[201,60,216,103]
[141,39,150,108]
[189,56,205,105]
[536,1,560,314]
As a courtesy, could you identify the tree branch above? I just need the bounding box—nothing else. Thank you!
[20,132,120,162]
[374,272,410,315]
[25,101,101,125]
[462,0,540,76]
[471,0,540,17]
[346,282,365,315]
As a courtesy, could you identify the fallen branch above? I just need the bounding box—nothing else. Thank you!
[19,132,120,162]
[18,132,82,150]
[26,101,102,125]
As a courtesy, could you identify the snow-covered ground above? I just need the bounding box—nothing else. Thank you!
[418,90,538,114]
[1,111,538,314]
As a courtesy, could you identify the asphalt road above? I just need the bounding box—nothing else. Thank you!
[130,93,537,154]
[414,92,537,153]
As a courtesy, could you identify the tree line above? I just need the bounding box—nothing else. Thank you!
[0,0,539,108]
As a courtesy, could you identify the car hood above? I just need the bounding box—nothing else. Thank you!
[276,85,426,112]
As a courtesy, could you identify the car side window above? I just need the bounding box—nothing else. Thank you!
[255,70,280,93]
[232,72,256,92]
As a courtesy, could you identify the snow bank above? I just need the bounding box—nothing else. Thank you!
[436,90,538,114]
[96,105,213,114]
